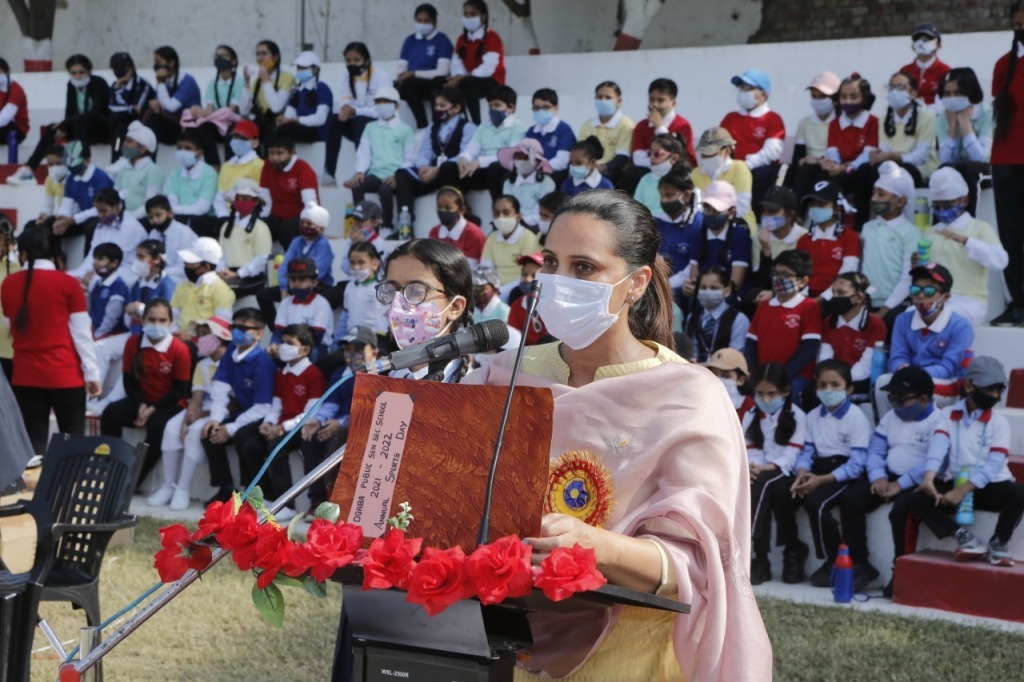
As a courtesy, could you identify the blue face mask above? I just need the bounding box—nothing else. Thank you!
[489,108,509,127]
[704,213,730,232]
[817,390,848,409]
[761,215,787,232]
[289,286,312,300]
[532,109,554,126]
[893,401,926,422]
[594,98,617,117]
[568,164,589,180]
[142,324,170,341]
[755,396,786,415]
[933,205,963,225]
[295,69,314,84]
[175,149,198,169]
[808,206,835,225]
[230,138,252,158]
[231,328,255,347]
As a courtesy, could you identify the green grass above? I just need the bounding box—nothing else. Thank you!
[27,518,1024,681]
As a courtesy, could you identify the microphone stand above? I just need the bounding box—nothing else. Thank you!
[476,280,541,545]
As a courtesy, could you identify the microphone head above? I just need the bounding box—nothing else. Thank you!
[473,319,510,352]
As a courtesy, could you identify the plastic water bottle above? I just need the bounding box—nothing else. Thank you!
[870,341,887,387]
[955,467,975,526]
[832,545,854,603]
[398,206,413,241]
[344,202,354,237]
[270,254,284,287]
[917,239,932,265]
[6,129,16,164]
[914,196,930,232]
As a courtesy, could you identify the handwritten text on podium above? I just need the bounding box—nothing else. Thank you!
[347,392,414,536]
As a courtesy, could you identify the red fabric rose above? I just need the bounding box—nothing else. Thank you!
[154,524,213,582]
[405,546,475,616]
[215,503,261,571]
[361,528,423,591]
[287,520,364,582]
[533,544,607,602]
[465,536,534,605]
[194,499,239,541]
[252,523,297,589]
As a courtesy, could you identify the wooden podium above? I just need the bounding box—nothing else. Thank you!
[329,375,689,681]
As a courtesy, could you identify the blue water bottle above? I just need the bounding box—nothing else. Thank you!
[870,341,887,387]
[6,129,16,164]
[955,467,974,526]
[832,545,854,603]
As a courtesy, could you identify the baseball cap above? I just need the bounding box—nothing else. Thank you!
[293,51,321,68]
[883,366,934,396]
[473,266,500,288]
[286,257,318,278]
[965,356,1006,389]
[353,201,382,221]
[374,85,401,103]
[340,326,378,349]
[109,52,133,68]
[759,186,798,213]
[802,179,841,205]
[908,262,953,293]
[807,71,841,97]
[702,180,738,212]
[198,316,232,342]
[731,69,771,94]
[911,23,941,40]
[702,348,749,376]
[697,127,737,156]
[517,252,544,267]
[179,237,223,266]
[231,120,260,140]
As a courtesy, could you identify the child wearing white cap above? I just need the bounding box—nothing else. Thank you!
[106,121,164,220]
[923,167,1008,325]
[276,51,333,143]
[860,161,920,315]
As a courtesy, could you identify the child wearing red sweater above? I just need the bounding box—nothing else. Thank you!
[797,180,861,297]
[447,0,506,125]
[428,185,485,267]
[819,273,886,396]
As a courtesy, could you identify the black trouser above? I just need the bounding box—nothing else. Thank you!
[299,434,345,509]
[175,214,221,240]
[100,397,182,488]
[395,168,446,223]
[13,385,86,455]
[838,473,917,564]
[141,109,182,146]
[802,456,850,560]
[201,417,244,488]
[992,164,1024,307]
[324,115,373,176]
[452,76,499,125]
[909,479,1024,545]
[257,281,345,329]
[26,114,111,169]
[275,122,323,145]
[436,160,505,201]
[264,215,300,249]
[235,424,294,504]
[750,468,798,556]
[194,122,228,167]
[397,77,438,129]
[789,163,825,209]
[352,174,397,228]
[749,163,781,216]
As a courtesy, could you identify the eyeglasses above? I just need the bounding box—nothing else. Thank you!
[909,285,939,297]
[375,282,446,306]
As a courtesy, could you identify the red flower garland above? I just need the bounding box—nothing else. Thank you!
[533,545,607,602]
[405,546,475,616]
[361,527,423,590]
[465,536,534,605]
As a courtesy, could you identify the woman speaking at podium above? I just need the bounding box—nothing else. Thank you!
[470,191,772,681]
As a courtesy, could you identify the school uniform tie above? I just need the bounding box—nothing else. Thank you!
[701,312,716,349]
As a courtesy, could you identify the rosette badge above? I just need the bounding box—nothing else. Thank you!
[545,450,614,527]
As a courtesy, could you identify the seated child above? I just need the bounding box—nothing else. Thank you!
[702,347,753,415]
[237,323,326,517]
[99,298,191,486]
[578,80,634,185]
[535,190,566,239]
[201,307,277,504]
[859,161,918,316]
[525,87,576,183]
[107,121,164,219]
[125,239,176,334]
[790,71,840,202]
[634,132,689,215]
[685,265,750,363]
[681,180,752,296]
[37,145,68,223]
[752,187,805,295]
[819,272,887,396]
[473,266,510,324]
[691,127,756,234]
[150,317,232,511]
[277,51,333,143]
[88,243,132,402]
[341,243,388,344]
[143,195,199,283]
[622,77,696,194]
[445,85,527,201]
[52,141,114,241]
[790,359,873,587]
[560,136,613,196]
[498,138,556,227]
[481,194,542,289]
[214,120,264,220]
[271,258,335,358]
[911,356,1024,567]
[259,133,319,246]
[217,179,273,296]
[796,179,860,298]
[164,128,219,231]
[823,73,880,226]
[743,362,808,585]
[68,188,148,280]
[428,186,486,267]
[172,237,236,339]
[721,69,786,203]
[840,366,943,596]
[654,170,702,287]
[508,252,550,343]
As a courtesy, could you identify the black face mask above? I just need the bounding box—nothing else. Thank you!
[184,266,202,283]
[214,56,234,72]
[1016,29,1024,44]
[822,295,855,318]
[113,67,129,79]
[438,210,460,228]
[151,217,172,233]
[703,213,729,232]
[346,63,367,77]
[660,199,683,218]
[970,390,999,412]
[869,200,892,218]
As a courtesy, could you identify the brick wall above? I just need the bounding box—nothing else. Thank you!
[751,0,1014,43]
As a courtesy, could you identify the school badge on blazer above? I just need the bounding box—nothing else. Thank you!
[546,450,614,527]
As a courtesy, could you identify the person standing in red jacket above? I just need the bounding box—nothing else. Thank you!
[990,2,1024,326]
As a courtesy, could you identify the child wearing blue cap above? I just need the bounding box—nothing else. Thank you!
[721,69,786,206]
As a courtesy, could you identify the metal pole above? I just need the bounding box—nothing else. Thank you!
[78,627,100,682]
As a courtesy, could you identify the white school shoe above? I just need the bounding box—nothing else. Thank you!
[5,166,35,186]
[169,487,192,512]
[146,484,175,507]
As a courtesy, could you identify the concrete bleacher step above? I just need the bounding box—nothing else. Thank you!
[893,550,1024,622]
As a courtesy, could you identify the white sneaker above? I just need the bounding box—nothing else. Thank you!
[146,484,175,507]
[5,166,35,186]
[320,172,337,188]
[26,455,43,469]
[169,487,192,511]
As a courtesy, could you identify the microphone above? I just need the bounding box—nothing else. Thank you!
[359,319,510,375]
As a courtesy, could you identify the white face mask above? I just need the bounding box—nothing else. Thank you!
[650,159,673,179]
[913,39,938,56]
[720,377,743,409]
[493,216,518,236]
[350,267,371,282]
[942,96,970,113]
[514,159,536,176]
[277,343,302,362]
[462,15,482,32]
[131,259,151,279]
[48,165,69,183]
[538,218,551,235]
[415,22,434,36]
[70,75,90,88]
[535,271,633,351]
[810,97,835,117]
[698,154,726,178]
[736,90,760,111]
[375,102,397,120]
[886,89,912,111]
[0,74,8,92]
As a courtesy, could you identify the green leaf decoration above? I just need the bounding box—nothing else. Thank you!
[251,582,285,627]
[313,502,341,524]
[286,512,308,542]
[274,574,305,589]
[304,576,328,600]
[386,501,415,531]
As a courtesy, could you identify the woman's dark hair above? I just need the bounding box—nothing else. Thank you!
[884,71,919,137]
[840,72,876,110]
[282,323,316,349]
[747,363,797,449]
[94,187,122,208]
[385,238,474,380]
[815,358,853,387]
[698,265,731,290]
[13,227,55,333]
[939,67,984,105]
[216,44,238,65]
[223,194,264,238]
[132,298,173,379]
[343,42,372,101]
[65,54,92,71]
[995,2,1024,139]
[109,52,134,70]
[415,3,439,21]
[595,81,621,97]
[658,169,694,192]
[136,239,167,274]
[494,194,521,213]
[253,40,282,102]
[457,1,490,65]
[572,136,605,163]
[0,58,9,74]
[154,46,182,93]
[553,191,675,350]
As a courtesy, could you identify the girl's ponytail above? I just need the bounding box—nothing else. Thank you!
[775,396,797,446]
[13,226,54,334]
